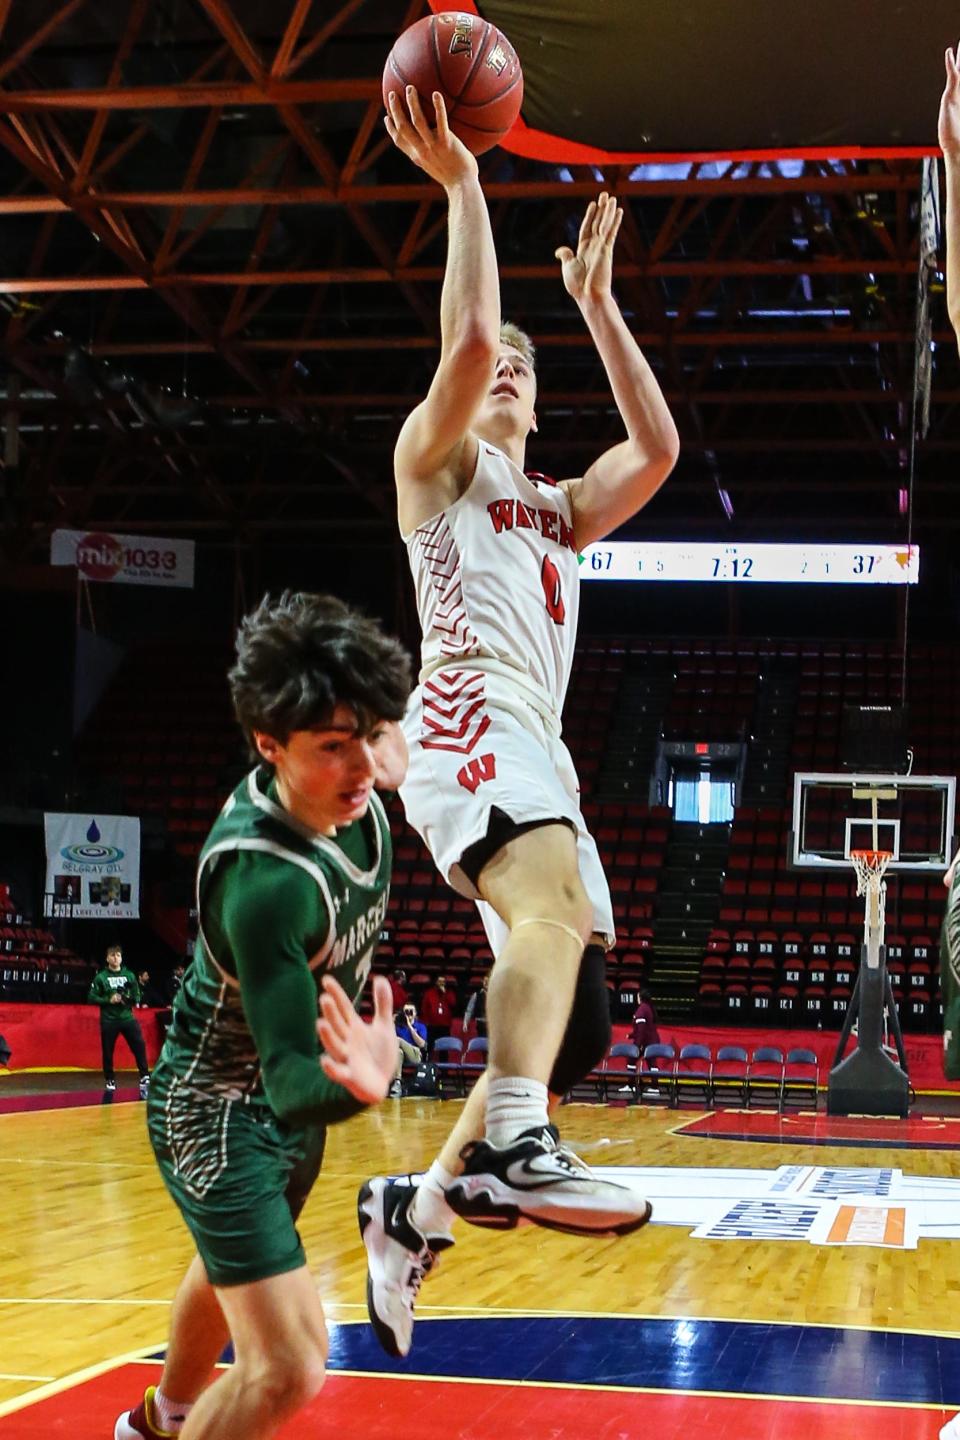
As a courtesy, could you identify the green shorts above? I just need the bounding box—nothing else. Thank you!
[147,1067,326,1288]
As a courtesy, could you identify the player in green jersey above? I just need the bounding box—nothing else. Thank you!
[116,591,411,1440]
[87,944,150,1101]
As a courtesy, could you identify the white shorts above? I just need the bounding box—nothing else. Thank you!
[399,666,615,950]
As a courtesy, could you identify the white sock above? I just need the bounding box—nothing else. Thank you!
[409,1161,457,1236]
[153,1388,193,1434]
[485,1076,550,1147]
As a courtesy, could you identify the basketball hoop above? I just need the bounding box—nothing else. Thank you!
[849,848,893,897]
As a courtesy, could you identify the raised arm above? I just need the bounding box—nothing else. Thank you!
[555,193,679,549]
[939,45,960,348]
[386,88,500,484]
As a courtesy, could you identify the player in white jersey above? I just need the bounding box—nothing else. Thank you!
[359,84,680,1358]
[942,38,960,357]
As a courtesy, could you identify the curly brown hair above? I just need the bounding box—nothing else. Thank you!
[229,591,412,757]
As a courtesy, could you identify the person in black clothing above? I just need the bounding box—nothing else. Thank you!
[87,944,150,1100]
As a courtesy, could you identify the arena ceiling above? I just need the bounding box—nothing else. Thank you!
[0,0,958,568]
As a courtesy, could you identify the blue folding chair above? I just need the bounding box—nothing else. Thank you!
[461,1036,488,1089]
[783,1047,819,1108]
[712,1045,749,1107]
[431,1036,464,1098]
[748,1045,785,1109]
[641,1042,677,1105]
[603,1041,641,1102]
[675,1043,713,1106]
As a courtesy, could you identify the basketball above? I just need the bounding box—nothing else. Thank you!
[382,11,523,156]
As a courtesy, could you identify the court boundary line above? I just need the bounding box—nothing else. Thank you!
[0,1342,166,1419]
[324,1367,953,1412]
[2,1300,959,1342]
[2,1321,957,1421]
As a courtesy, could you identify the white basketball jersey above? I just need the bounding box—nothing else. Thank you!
[404,441,581,708]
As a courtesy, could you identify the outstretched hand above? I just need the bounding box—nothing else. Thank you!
[939,43,960,159]
[555,191,624,305]
[317,974,396,1105]
[384,86,478,188]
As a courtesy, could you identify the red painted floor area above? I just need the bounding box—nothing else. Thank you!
[0,1088,142,1114]
[677,1109,960,1147]
[0,1363,950,1440]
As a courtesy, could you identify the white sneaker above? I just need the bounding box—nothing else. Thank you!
[445,1123,653,1237]
[388,1079,403,1098]
[138,1075,150,1100]
[358,1176,454,1358]
[940,1415,960,1439]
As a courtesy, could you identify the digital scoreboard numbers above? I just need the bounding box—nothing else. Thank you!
[578,542,919,585]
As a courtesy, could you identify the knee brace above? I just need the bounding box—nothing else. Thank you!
[548,944,611,1096]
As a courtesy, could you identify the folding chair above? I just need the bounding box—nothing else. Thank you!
[461,1036,488,1089]
[712,1045,749,1107]
[641,1042,677,1105]
[604,1041,641,1102]
[431,1036,464,1098]
[675,1043,713,1106]
[747,1046,785,1109]
[782,1048,819,1108]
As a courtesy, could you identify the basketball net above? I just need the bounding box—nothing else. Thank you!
[849,848,892,967]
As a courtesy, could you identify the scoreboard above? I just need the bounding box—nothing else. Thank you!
[578,542,919,585]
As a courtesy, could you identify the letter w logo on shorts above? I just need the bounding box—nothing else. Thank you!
[457,753,497,794]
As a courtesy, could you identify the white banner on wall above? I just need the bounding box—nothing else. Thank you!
[51,529,195,588]
[43,813,141,919]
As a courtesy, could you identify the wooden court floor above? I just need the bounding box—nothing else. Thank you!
[2,1090,960,1419]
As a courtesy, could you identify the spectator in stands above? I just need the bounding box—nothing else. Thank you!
[137,969,164,1008]
[419,975,453,1049]
[393,1002,428,1097]
[389,967,409,1011]
[463,974,489,1038]
[87,945,150,1102]
[167,963,186,1003]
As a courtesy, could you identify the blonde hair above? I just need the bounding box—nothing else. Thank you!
[499,322,536,371]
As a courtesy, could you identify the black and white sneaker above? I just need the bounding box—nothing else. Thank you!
[358,1176,454,1358]
[444,1124,653,1237]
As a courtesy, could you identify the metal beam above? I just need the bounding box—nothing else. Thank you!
[0,0,90,85]
[0,172,922,216]
[22,328,953,355]
[0,79,378,110]
[0,257,919,296]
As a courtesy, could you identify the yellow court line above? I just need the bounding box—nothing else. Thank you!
[340,1305,960,1341]
[326,1367,951,1412]
[121,1348,959,1413]
[0,1348,952,1419]
[0,1067,91,1077]
[3,1295,958,1342]
[0,1296,171,1306]
[117,1303,960,1343]
[0,1342,166,1419]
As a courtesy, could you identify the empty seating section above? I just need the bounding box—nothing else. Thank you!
[0,881,90,1001]
[704,638,952,1033]
[79,645,240,864]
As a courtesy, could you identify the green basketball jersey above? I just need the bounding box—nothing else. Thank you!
[156,766,392,1120]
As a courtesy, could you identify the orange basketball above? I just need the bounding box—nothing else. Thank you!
[382,11,523,156]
